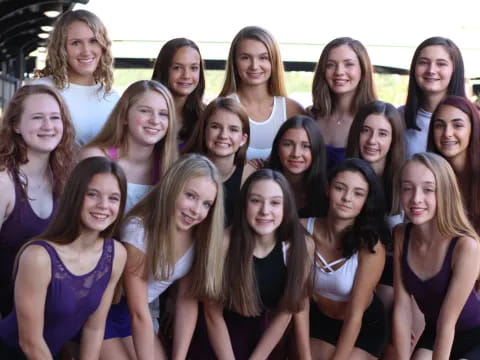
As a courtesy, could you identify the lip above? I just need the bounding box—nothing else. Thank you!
[90,211,109,221]
[214,141,231,148]
[332,78,348,86]
[176,81,193,87]
[362,146,379,156]
[440,140,458,146]
[336,204,352,211]
[78,58,96,64]
[143,127,161,135]
[409,207,426,216]
[287,159,304,168]
[181,212,197,226]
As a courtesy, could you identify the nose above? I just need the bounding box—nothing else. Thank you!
[181,67,190,79]
[412,187,423,204]
[41,117,53,130]
[334,64,344,75]
[259,201,269,215]
[367,131,377,144]
[218,127,227,139]
[444,124,453,137]
[427,62,436,74]
[97,195,108,209]
[250,57,258,69]
[292,144,301,157]
[189,200,201,216]
[342,190,352,202]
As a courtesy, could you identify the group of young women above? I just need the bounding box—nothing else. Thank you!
[0,7,479,360]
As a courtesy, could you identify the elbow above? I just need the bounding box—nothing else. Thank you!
[19,336,42,358]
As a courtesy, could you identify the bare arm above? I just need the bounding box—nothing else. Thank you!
[286,97,306,118]
[432,237,480,360]
[241,162,257,185]
[79,241,127,360]
[0,171,15,230]
[293,299,312,360]
[172,272,198,360]
[78,146,107,161]
[124,243,166,360]
[332,241,386,360]
[15,245,53,360]
[392,225,414,359]
[204,300,235,360]
[250,311,292,360]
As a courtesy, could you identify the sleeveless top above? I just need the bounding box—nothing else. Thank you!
[122,218,195,304]
[306,217,358,302]
[402,223,480,330]
[326,144,346,171]
[0,239,114,354]
[0,174,57,315]
[105,147,158,212]
[254,241,288,310]
[223,163,244,227]
[230,93,287,160]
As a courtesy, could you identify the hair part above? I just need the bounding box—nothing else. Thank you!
[404,37,466,130]
[219,26,287,97]
[311,37,377,118]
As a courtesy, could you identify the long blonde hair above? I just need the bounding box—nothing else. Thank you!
[219,26,287,97]
[393,152,479,242]
[37,9,114,92]
[125,154,225,300]
[84,80,178,181]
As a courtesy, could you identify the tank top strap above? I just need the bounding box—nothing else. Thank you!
[445,237,460,268]
[306,217,315,235]
[402,222,413,260]
[28,240,59,271]
[105,147,119,161]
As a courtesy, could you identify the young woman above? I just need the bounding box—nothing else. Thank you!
[183,97,255,225]
[219,26,305,160]
[268,114,328,218]
[393,152,480,359]
[303,158,390,359]
[427,95,480,232]
[0,84,75,318]
[0,156,128,359]
[152,38,205,145]
[402,37,465,158]
[310,37,377,170]
[33,9,119,146]
[203,169,313,359]
[80,80,178,212]
[123,154,225,360]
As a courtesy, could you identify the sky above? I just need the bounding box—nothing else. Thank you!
[75,0,480,77]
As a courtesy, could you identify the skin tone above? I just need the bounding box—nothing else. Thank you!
[124,176,217,360]
[205,180,312,360]
[432,104,471,175]
[414,45,454,113]
[168,46,201,131]
[393,161,480,359]
[0,93,63,232]
[79,90,169,185]
[278,127,312,209]
[66,20,102,86]
[14,173,127,359]
[301,170,385,360]
[205,109,254,183]
[317,45,362,148]
[358,114,393,176]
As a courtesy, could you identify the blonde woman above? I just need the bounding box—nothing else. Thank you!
[33,9,119,146]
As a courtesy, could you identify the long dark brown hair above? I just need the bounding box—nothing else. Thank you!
[224,169,309,316]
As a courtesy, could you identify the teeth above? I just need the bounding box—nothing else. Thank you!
[215,142,230,148]
[79,58,94,63]
[91,213,108,220]
[144,127,160,134]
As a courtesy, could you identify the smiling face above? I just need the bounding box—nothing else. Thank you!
[415,45,453,97]
[325,44,362,96]
[359,114,393,172]
[65,20,102,85]
[80,173,121,233]
[278,127,312,177]
[126,90,169,147]
[432,104,471,164]
[246,179,284,237]
[400,161,437,225]
[15,93,64,155]
[175,176,217,233]
[328,170,368,221]
[205,109,247,158]
[168,46,201,98]
[235,38,272,87]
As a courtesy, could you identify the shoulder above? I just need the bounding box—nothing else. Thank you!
[359,240,385,262]
[0,170,15,206]
[78,146,107,161]
[305,234,315,258]
[452,236,480,264]
[285,97,306,117]
[18,242,52,273]
[241,162,256,183]
[111,239,127,273]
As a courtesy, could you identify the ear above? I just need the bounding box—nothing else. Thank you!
[240,133,248,147]
[13,126,21,134]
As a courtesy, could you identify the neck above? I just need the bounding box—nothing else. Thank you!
[237,85,271,103]
[333,92,355,115]
[68,71,95,86]
[20,150,51,180]
[370,159,386,177]
[411,220,443,247]
[325,211,354,243]
[254,232,277,253]
[448,153,467,176]
[73,229,103,250]
[208,152,236,181]
[174,96,186,132]
[421,92,446,113]
[125,137,156,163]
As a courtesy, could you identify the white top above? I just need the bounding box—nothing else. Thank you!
[31,76,120,146]
[122,217,195,305]
[125,183,152,213]
[306,217,358,302]
[399,106,432,159]
[230,93,287,160]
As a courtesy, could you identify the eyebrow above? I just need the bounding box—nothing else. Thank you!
[249,193,283,199]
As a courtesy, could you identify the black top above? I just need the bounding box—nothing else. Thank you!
[223,163,244,227]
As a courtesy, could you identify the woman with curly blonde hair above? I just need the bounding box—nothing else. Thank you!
[33,9,119,146]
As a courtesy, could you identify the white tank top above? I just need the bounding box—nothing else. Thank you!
[305,217,358,302]
[230,93,287,160]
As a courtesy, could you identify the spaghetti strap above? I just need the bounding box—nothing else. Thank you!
[315,251,347,273]
[306,217,315,235]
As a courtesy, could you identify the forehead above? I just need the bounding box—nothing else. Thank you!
[435,104,469,121]
[249,179,283,197]
[418,45,451,60]
[281,127,310,141]
[87,172,120,191]
[209,108,243,126]
[328,44,358,60]
[401,161,435,183]
[236,38,268,54]
[333,170,368,190]
[183,175,217,199]
[133,90,167,107]
[172,46,200,63]
[67,20,94,38]
[363,114,392,131]
[22,93,61,113]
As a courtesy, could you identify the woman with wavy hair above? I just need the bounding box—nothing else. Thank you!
[310,37,377,170]
[33,9,119,146]
[0,84,75,318]
[220,26,304,160]
[152,38,206,145]
[393,153,480,358]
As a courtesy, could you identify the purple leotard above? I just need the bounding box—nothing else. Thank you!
[402,223,480,330]
[0,174,57,316]
[0,239,114,355]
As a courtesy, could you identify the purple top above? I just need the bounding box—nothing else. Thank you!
[0,239,114,354]
[0,174,57,315]
[326,145,346,171]
[402,223,480,330]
